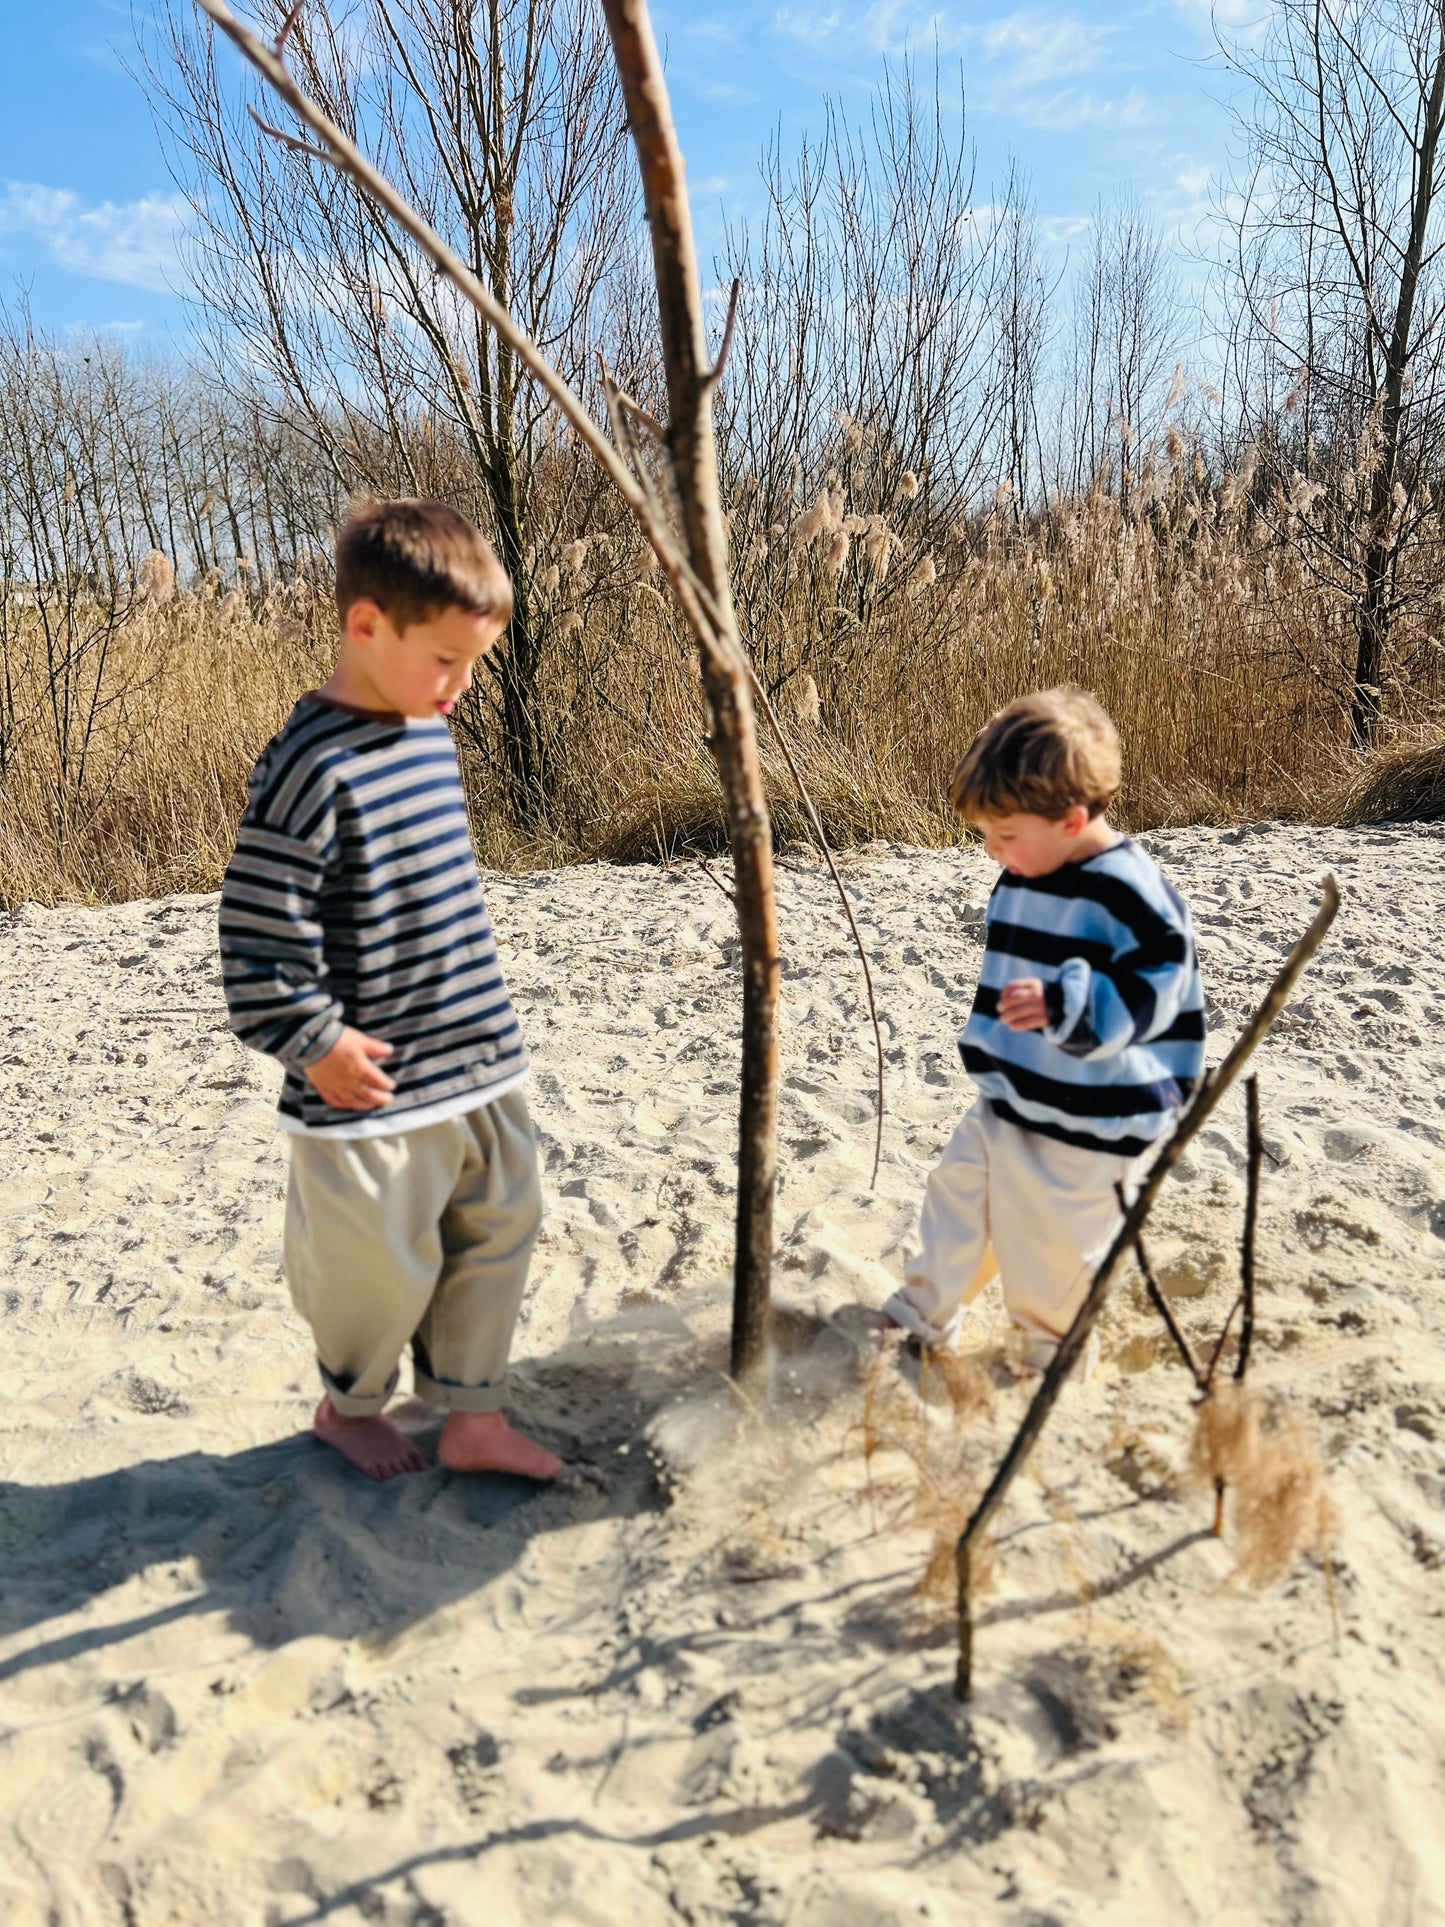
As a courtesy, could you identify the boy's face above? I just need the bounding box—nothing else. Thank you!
[342,599,507,718]
[973,806,1091,877]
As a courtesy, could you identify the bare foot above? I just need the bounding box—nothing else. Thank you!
[313,1396,428,1481]
[438,1410,562,1480]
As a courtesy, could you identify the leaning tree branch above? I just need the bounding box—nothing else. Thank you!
[198,0,719,662]
[953,878,1341,1699]
[599,0,781,1381]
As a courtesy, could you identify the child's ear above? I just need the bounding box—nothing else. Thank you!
[345,598,384,649]
[1063,804,1090,837]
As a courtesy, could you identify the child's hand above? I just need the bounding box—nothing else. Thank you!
[998,977,1048,1031]
[304,1026,396,1109]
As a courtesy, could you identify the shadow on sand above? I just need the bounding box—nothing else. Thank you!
[0,1346,673,1686]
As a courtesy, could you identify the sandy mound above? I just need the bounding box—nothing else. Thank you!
[2,825,1443,1925]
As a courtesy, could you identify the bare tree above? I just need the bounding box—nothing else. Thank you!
[144,0,637,823]
[989,177,1053,516]
[1061,192,1181,505]
[712,64,1024,702]
[0,307,147,823]
[1219,0,1445,746]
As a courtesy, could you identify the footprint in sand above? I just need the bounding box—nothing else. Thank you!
[16,1757,120,1862]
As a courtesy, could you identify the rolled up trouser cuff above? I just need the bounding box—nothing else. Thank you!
[319,1359,400,1419]
[412,1366,508,1415]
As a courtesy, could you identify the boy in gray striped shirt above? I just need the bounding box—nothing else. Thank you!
[220,500,560,1482]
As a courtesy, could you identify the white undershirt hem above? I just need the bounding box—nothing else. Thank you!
[277,1066,530,1141]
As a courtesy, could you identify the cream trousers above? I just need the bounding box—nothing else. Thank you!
[883,1098,1141,1352]
[284,1090,542,1417]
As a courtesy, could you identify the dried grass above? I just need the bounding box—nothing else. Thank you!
[4,470,1445,904]
[1336,733,1445,824]
[858,1347,996,1616]
[1188,1383,1330,1588]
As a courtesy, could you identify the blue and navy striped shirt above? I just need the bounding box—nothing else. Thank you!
[219,695,527,1137]
[961,837,1206,1156]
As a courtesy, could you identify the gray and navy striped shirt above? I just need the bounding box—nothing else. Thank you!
[961,837,1206,1156]
[219,694,527,1137]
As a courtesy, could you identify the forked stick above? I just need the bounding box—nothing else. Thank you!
[954,878,1340,1699]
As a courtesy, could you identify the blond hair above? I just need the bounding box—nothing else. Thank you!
[949,687,1122,821]
[335,498,513,632]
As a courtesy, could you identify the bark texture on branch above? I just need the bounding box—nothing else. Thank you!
[601,0,780,1378]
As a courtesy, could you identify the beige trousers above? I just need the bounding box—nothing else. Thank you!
[883,1099,1142,1352]
[283,1090,542,1417]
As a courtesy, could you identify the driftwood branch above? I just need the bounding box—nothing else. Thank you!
[599,0,779,1380]
[197,0,711,653]
[1204,1293,1244,1389]
[953,877,1341,1699]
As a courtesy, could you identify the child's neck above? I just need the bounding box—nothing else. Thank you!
[1068,814,1120,863]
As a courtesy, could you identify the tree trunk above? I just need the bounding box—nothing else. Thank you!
[1350,549,1388,748]
[600,0,780,1379]
[488,455,548,826]
[1349,39,1445,750]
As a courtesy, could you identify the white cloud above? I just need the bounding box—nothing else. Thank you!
[1174,0,1268,34]
[1176,159,1214,198]
[1019,85,1150,132]
[980,10,1104,85]
[0,182,186,293]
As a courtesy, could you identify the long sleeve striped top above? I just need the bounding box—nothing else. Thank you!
[960,837,1206,1155]
[218,694,527,1138]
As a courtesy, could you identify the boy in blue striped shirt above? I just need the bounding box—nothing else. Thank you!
[882,688,1206,1369]
[220,499,560,1482]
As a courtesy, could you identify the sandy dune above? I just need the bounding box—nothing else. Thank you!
[2,825,1443,1925]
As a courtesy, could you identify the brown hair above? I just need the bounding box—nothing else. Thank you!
[948,687,1122,820]
[335,497,513,631]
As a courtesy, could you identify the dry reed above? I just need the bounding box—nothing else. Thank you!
[1188,1383,1330,1588]
[4,464,1445,905]
[857,1347,997,1616]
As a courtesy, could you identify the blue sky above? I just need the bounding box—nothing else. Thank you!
[0,0,1246,346]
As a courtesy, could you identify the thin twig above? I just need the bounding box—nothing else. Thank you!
[744,664,887,1187]
[1204,1293,1245,1388]
[248,105,336,167]
[1118,1180,1205,1387]
[702,276,742,390]
[698,858,736,905]
[1236,1075,1263,1381]
[616,390,668,443]
[953,877,1341,1700]
[273,0,306,54]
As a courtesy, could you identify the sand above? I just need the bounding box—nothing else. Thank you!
[1,824,1443,1926]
